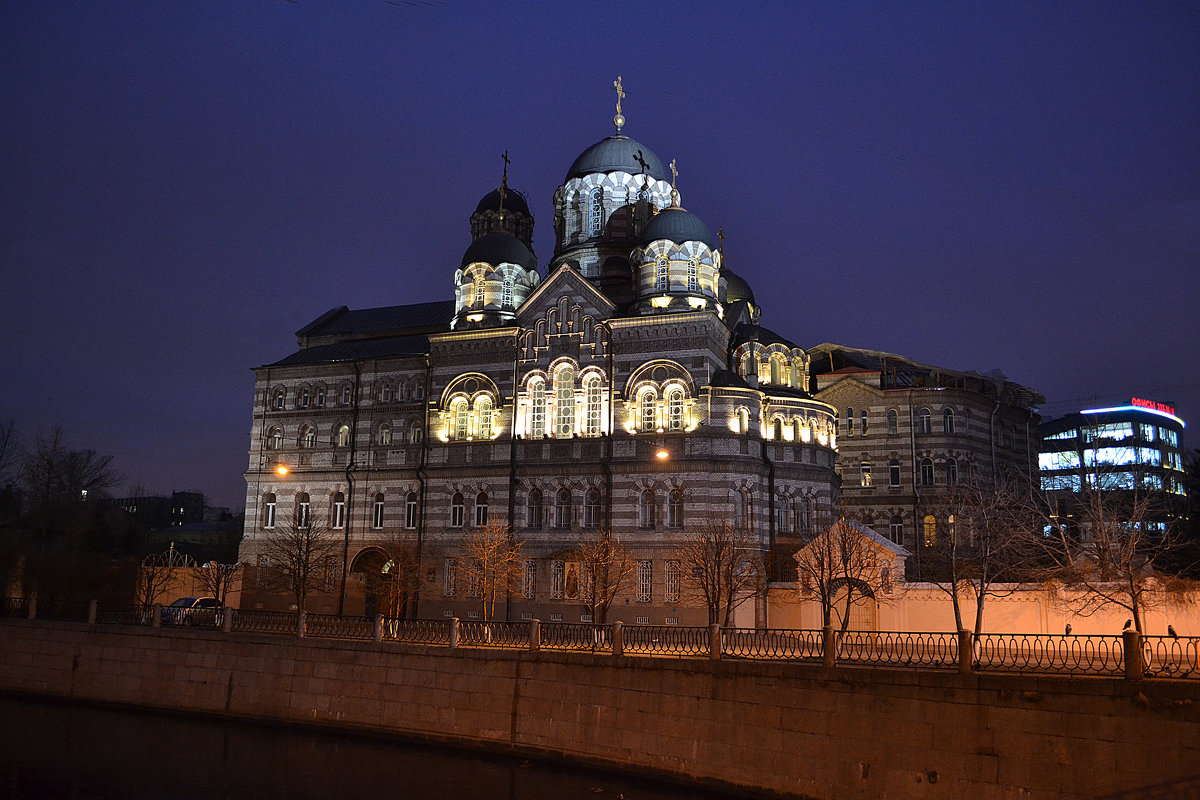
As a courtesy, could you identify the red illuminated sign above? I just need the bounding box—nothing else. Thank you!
[1131,397,1175,415]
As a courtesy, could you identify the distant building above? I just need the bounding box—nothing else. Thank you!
[807,343,1043,577]
[1039,398,1188,534]
[105,490,208,530]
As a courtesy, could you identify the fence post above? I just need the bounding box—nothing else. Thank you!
[87,599,97,625]
[152,603,162,628]
[529,619,540,652]
[27,594,37,620]
[822,625,836,667]
[1123,630,1143,681]
[449,617,460,649]
[958,629,974,675]
[297,610,306,638]
[373,615,384,642]
[222,608,234,633]
[611,621,623,657]
[709,624,722,661]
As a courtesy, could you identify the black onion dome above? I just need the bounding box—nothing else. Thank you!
[722,267,755,305]
[474,187,531,216]
[461,232,537,271]
[639,207,717,249]
[566,135,668,182]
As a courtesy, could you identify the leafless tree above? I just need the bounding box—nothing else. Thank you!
[20,426,120,545]
[571,529,634,624]
[793,518,886,633]
[256,517,340,611]
[0,418,19,487]
[136,544,195,614]
[195,561,242,609]
[674,519,765,626]
[374,530,422,619]
[459,519,523,621]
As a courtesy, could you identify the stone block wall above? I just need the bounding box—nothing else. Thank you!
[1,619,1197,800]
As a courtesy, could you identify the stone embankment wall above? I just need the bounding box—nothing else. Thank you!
[1,619,1197,800]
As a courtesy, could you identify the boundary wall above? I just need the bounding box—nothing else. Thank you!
[2,619,1198,800]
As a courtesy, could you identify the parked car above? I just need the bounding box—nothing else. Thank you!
[162,596,221,627]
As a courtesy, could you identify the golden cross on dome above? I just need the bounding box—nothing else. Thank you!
[669,158,679,205]
[497,150,510,220]
[613,76,626,132]
[718,226,726,249]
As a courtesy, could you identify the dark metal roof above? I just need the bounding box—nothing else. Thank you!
[266,334,434,368]
[461,231,537,271]
[639,207,717,249]
[474,187,531,216]
[296,301,455,338]
[730,323,798,351]
[722,267,755,305]
[565,135,668,182]
[709,369,751,389]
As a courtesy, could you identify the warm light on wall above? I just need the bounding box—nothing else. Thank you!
[656,449,669,459]
[687,297,707,309]
[466,313,484,322]
[650,296,671,308]
[275,465,289,476]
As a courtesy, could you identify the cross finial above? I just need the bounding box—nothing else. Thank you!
[669,158,679,206]
[718,226,726,249]
[497,150,510,221]
[500,149,511,186]
[613,75,626,132]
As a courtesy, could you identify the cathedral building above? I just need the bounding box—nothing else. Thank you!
[238,98,842,624]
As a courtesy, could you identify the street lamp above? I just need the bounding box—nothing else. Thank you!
[275,464,289,476]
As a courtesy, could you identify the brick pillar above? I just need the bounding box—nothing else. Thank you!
[373,615,384,642]
[529,619,540,652]
[152,603,162,628]
[709,624,722,660]
[297,610,306,638]
[958,630,974,675]
[222,608,234,633]
[1123,630,1143,681]
[611,621,623,657]
[87,600,97,625]
[449,617,460,649]
[27,594,37,621]
[822,625,837,668]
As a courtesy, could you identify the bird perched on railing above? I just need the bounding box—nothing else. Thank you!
[1064,623,1072,636]
[1122,619,1132,631]
[1168,625,1178,639]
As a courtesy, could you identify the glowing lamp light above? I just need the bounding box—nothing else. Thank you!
[275,465,289,476]
[650,296,671,309]
[655,449,669,460]
[466,313,484,322]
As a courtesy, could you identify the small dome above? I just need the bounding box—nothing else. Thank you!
[474,187,531,216]
[461,232,537,272]
[723,268,755,305]
[639,207,717,249]
[566,135,668,182]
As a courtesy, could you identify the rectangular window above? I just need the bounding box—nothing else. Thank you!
[474,499,488,527]
[372,498,384,529]
[443,559,457,597]
[404,496,418,529]
[450,500,464,528]
[297,501,311,528]
[550,560,565,600]
[636,560,652,603]
[332,499,346,529]
[860,462,872,487]
[522,560,536,599]
[264,501,276,529]
[888,461,901,488]
[665,560,680,603]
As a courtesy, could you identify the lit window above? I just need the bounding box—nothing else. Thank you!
[450,492,464,527]
[583,488,600,529]
[860,461,872,487]
[474,278,484,305]
[372,494,384,529]
[889,459,901,487]
[889,515,904,545]
[452,398,469,440]
[738,408,749,435]
[336,424,351,447]
[503,278,514,308]
[378,423,392,446]
[656,256,669,291]
[639,489,656,529]
[920,458,934,486]
[636,561,653,603]
[474,492,488,527]
[667,488,683,528]
[554,488,571,529]
[529,379,546,437]
[443,558,457,597]
[588,187,604,237]
[923,514,937,547]
[331,492,346,529]
[687,257,698,292]
[404,492,418,529]
[946,458,958,485]
[917,408,931,434]
[300,425,316,448]
[667,388,685,431]
[555,366,575,438]
[640,390,657,432]
[527,488,544,530]
[947,514,956,540]
[266,427,283,450]
[475,396,492,438]
[584,376,602,436]
[886,409,898,435]
[263,493,276,529]
[943,408,955,434]
[665,560,681,603]
[296,493,311,528]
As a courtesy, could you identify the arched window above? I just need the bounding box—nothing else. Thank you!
[522,560,535,598]
[943,407,955,434]
[475,396,493,439]
[272,389,286,410]
[380,383,392,403]
[776,495,789,532]
[443,558,457,597]
[772,418,783,440]
[551,560,565,599]
[798,496,813,535]
[946,457,958,485]
[451,398,469,440]
[450,492,465,527]
[296,493,311,528]
[262,493,276,529]
[266,427,283,450]
[770,355,784,385]
[300,425,316,448]
[555,366,575,438]
[331,492,346,529]
[738,407,750,435]
[583,488,601,529]
[474,492,488,527]
[529,378,547,437]
[845,408,854,436]
[740,353,753,379]
[315,386,326,407]
[336,424,351,447]
[860,461,872,487]
[378,423,392,446]
[404,492,418,529]
[584,376,602,436]
[502,277,514,307]
[667,388,685,431]
[687,257,699,292]
[640,390,657,432]
[341,385,352,406]
[474,278,484,306]
[917,408,932,434]
[919,458,934,486]
[889,459,902,487]
[588,187,604,237]
[665,560,681,602]
[300,387,310,408]
[655,255,669,291]
[889,515,904,545]
[398,381,410,401]
[527,488,543,530]
[667,488,683,529]
[409,421,423,444]
[886,409,898,435]
[372,493,385,529]
[554,488,571,529]
[734,491,745,529]
[947,514,957,540]
[639,489,656,529]
[861,410,868,435]
[923,514,937,547]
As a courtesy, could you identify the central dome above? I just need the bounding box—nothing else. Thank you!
[565,135,668,182]
[474,188,530,216]
[639,207,717,249]
[461,232,537,272]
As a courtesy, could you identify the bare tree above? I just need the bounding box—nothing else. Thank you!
[459,519,523,621]
[793,518,885,633]
[20,426,120,546]
[256,517,340,611]
[195,561,242,609]
[571,529,634,624]
[0,418,19,487]
[374,530,422,619]
[674,519,764,626]
[136,544,195,614]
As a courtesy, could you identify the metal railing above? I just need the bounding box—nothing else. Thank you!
[5,597,1196,681]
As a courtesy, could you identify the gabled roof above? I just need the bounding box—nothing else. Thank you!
[842,519,912,558]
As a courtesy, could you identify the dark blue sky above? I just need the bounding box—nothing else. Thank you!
[3,2,1197,510]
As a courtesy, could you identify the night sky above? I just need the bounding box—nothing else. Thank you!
[3,2,1197,511]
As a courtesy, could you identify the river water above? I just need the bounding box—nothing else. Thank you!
[0,696,745,800]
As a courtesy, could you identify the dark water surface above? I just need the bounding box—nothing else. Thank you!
[0,696,747,800]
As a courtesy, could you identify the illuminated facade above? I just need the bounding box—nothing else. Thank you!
[238,107,840,623]
[806,344,1043,577]
[1039,399,1188,534]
